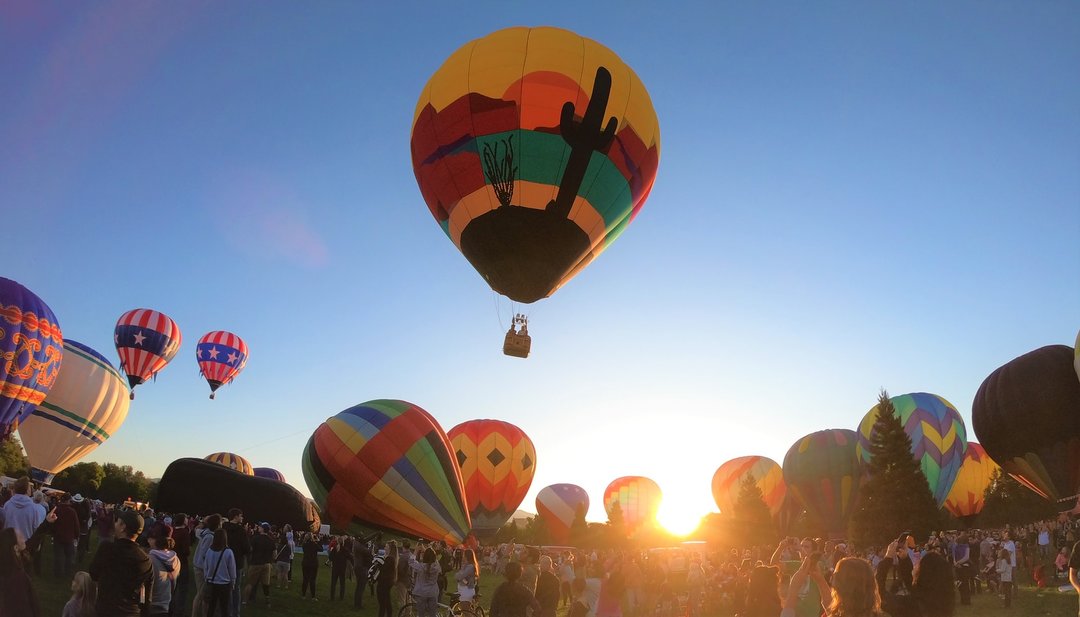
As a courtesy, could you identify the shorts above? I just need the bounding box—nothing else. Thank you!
[276,562,291,578]
[249,563,272,586]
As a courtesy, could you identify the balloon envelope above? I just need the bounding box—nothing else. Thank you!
[972,345,1080,510]
[18,340,129,484]
[603,476,662,535]
[712,456,787,519]
[196,331,248,399]
[943,442,999,520]
[302,399,471,543]
[448,419,537,540]
[114,309,181,394]
[783,429,863,536]
[535,484,589,545]
[0,277,63,440]
[157,458,319,532]
[253,467,286,483]
[411,26,660,303]
[204,452,254,476]
[856,392,968,508]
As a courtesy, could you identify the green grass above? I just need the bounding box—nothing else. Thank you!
[29,536,1080,617]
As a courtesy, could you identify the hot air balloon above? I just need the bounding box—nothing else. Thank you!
[711,456,787,520]
[0,277,63,440]
[196,331,248,400]
[302,399,471,543]
[856,392,968,508]
[603,476,662,535]
[18,340,130,484]
[114,309,181,399]
[942,442,999,521]
[254,467,286,483]
[783,429,863,537]
[535,484,589,545]
[204,452,254,476]
[447,419,537,540]
[1074,329,1079,383]
[972,345,1080,511]
[411,26,660,311]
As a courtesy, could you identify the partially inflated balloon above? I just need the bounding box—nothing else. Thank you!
[448,419,536,540]
[712,456,787,519]
[1074,330,1079,383]
[205,452,253,476]
[536,484,589,545]
[411,27,660,303]
[0,277,63,440]
[856,392,967,508]
[18,340,129,484]
[302,400,471,543]
[943,442,999,520]
[973,345,1080,510]
[783,429,863,536]
[603,476,662,535]
[114,309,181,398]
[196,331,248,400]
[254,467,286,483]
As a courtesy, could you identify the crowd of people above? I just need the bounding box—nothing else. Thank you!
[4,472,1080,617]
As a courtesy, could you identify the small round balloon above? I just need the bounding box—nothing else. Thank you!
[204,452,254,476]
[253,467,286,483]
[535,483,589,545]
[0,277,63,440]
[114,309,181,399]
[196,331,249,400]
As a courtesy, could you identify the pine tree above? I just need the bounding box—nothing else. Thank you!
[568,502,589,547]
[732,473,778,546]
[850,389,943,547]
[980,468,1057,527]
[606,502,628,547]
[0,436,28,477]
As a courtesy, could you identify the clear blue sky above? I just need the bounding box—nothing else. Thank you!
[2,2,1077,526]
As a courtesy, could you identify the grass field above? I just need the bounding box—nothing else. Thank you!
[27,537,1080,616]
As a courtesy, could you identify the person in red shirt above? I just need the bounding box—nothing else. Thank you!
[52,494,81,578]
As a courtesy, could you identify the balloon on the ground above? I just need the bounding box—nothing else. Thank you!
[204,452,254,476]
[943,442,999,520]
[535,483,589,545]
[0,277,63,441]
[114,309,181,399]
[157,458,319,532]
[196,331,248,400]
[302,399,471,543]
[711,456,787,519]
[603,476,662,535]
[411,26,660,304]
[18,340,129,484]
[856,392,968,508]
[972,345,1080,511]
[783,429,863,537]
[1074,329,1079,383]
[253,467,286,483]
[448,419,537,540]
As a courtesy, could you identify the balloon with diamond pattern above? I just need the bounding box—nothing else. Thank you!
[447,419,537,540]
[0,277,63,441]
[196,331,248,400]
[536,483,589,545]
[856,392,968,508]
[114,308,181,399]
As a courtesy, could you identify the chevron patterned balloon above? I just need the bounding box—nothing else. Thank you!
[856,392,968,508]
[943,442,999,519]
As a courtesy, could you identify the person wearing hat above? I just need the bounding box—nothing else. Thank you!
[89,509,154,617]
[71,493,93,564]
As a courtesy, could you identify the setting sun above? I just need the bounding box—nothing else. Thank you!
[657,497,708,537]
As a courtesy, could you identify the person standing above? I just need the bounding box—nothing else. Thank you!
[376,543,399,617]
[198,529,236,617]
[89,509,154,617]
[71,494,92,565]
[53,493,82,578]
[192,514,223,617]
[490,561,541,617]
[952,533,973,606]
[301,532,322,600]
[243,523,274,608]
[171,514,192,617]
[329,536,354,600]
[354,539,374,608]
[148,528,180,617]
[996,547,1013,607]
[535,555,561,617]
[0,526,42,617]
[222,509,250,617]
[274,533,292,590]
[0,478,45,550]
[410,546,441,617]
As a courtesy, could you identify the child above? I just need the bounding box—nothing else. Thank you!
[62,571,97,617]
[996,547,1013,608]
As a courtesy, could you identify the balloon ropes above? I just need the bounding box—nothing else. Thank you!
[0,277,63,441]
[410,26,660,357]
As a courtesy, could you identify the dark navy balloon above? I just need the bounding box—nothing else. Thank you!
[254,467,286,483]
[0,277,63,440]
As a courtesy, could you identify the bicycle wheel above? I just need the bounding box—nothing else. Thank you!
[399,602,417,617]
[453,603,485,617]
[436,604,454,617]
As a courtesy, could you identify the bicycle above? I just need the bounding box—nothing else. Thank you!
[398,592,486,617]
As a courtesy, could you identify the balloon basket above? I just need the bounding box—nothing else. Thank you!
[503,314,531,358]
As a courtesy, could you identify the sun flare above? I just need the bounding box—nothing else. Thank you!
[657,498,706,537]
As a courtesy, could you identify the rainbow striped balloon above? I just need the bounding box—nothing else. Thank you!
[204,452,254,476]
[856,392,968,508]
[302,400,471,543]
[603,476,662,535]
[711,456,787,519]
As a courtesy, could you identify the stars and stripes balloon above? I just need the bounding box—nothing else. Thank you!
[711,456,788,520]
[114,309,181,399]
[856,392,968,508]
[18,340,129,484]
[535,483,589,545]
[196,331,248,400]
[447,419,537,541]
[603,476,662,536]
[302,399,471,543]
[0,277,63,441]
[204,452,254,475]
